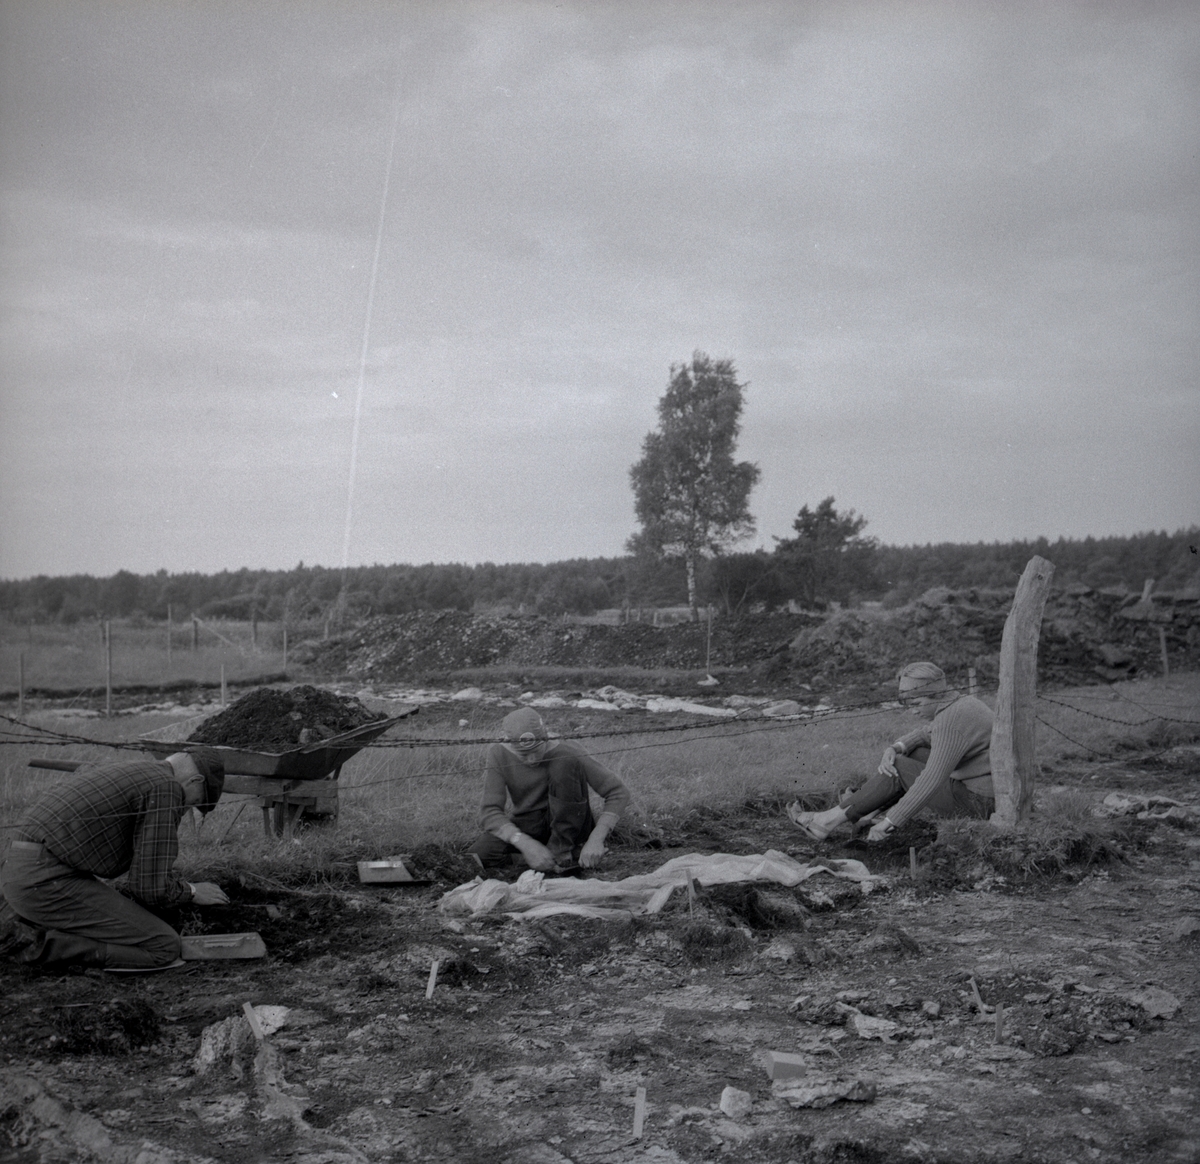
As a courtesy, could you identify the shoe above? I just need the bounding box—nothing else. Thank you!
[786,803,831,840]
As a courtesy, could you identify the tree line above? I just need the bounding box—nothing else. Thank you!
[1,524,1195,626]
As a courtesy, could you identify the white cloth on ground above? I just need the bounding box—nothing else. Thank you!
[438,850,885,920]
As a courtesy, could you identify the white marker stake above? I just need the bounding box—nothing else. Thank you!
[242,1001,266,1042]
[632,1086,646,1139]
[426,959,440,1000]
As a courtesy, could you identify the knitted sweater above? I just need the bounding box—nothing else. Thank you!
[480,741,632,843]
[887,695,994,828]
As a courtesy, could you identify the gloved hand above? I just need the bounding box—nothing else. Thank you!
[866,818,897,844]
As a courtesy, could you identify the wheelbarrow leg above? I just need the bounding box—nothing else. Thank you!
[282,799,305,841]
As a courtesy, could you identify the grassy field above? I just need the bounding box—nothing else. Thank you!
[2,669,1197,886]
[0,617,322,694]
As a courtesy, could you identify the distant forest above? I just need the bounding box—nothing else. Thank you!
[2,524,1196,625]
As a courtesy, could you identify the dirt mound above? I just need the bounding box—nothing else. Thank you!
[788,585,1199,689]
[292,587,1198,694]
[297,610,817,682]
[186,684,384,750]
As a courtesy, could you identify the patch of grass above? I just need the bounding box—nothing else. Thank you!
[677,920,753,964]
[934,788,1127,881]
[3,674,1195,889]
[0,617,308,693]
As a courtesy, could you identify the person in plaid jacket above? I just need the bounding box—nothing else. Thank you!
[1,749,228,969]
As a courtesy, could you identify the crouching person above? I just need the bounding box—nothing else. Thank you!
[468,709,632,872]
[789,662,995,844]
[1,748,229,969]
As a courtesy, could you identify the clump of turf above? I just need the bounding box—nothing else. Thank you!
[933,789,1126,882]
[50,998,160,1056]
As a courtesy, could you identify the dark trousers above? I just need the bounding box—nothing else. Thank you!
[1,842,181,969]
[468,769,596,869]
[842,746,994,824]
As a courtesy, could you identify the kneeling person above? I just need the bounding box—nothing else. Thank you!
[469,709,632,871]
[1,749,229,969]
[790,662,994,843]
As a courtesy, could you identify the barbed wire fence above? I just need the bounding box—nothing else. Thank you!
[1,682,1196,830]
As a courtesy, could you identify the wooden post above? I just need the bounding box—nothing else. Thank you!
[192,615,199,650]
[18,652,24,720]
[1159,626,1169,678]
[706,605,713,673]
[105,620,112,717]
[166,604,172,664]
[989,556,1055,826]
[282,625,288,671]
[220,664,227,707]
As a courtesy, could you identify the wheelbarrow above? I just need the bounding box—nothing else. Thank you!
[29,707,418,839]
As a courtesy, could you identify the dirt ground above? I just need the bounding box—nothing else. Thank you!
[2,741,1198,1164]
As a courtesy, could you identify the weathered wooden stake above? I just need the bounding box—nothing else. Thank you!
[1159,626,1170,678]
[166,604,172,664]
[426,959,440,999]
[282,625,288,671]
[706,605,713,673]
[632,1086,647,1139]
[909,846,918,879]
[105,621,112,717]
[192,615,199,650]
[220,664,227,707]
[18,652,25,720]
[990,556,1055,825]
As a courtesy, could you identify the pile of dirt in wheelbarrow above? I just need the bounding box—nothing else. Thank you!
[185,685,385,751]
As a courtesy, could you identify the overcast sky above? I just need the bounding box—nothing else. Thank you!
[1,1,1196,580]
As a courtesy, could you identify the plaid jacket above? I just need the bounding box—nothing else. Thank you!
[17,759,194,907]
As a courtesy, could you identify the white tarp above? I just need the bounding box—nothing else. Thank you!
[438,850,885,920]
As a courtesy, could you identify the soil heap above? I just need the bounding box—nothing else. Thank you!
[186,685,384,751]
[296,610,818,682]
[293,586,1198,694]
[788,584,1199,691]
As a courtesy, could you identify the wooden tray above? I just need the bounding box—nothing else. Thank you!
[180,932,267,960]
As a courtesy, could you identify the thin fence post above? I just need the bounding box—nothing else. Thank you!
[105,620,113,717]
[167,604,172,665]
[282,625,288,671]
[220,664,227,706]
[18,652,25,720]
[1159,626,1170,679]
[192,616,199,650]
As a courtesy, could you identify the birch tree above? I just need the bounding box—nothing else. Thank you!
[627,353,760,620]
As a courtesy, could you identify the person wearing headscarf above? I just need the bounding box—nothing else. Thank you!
[468,708,632,871]
[788,662,995,843]
[1,748,228,968]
